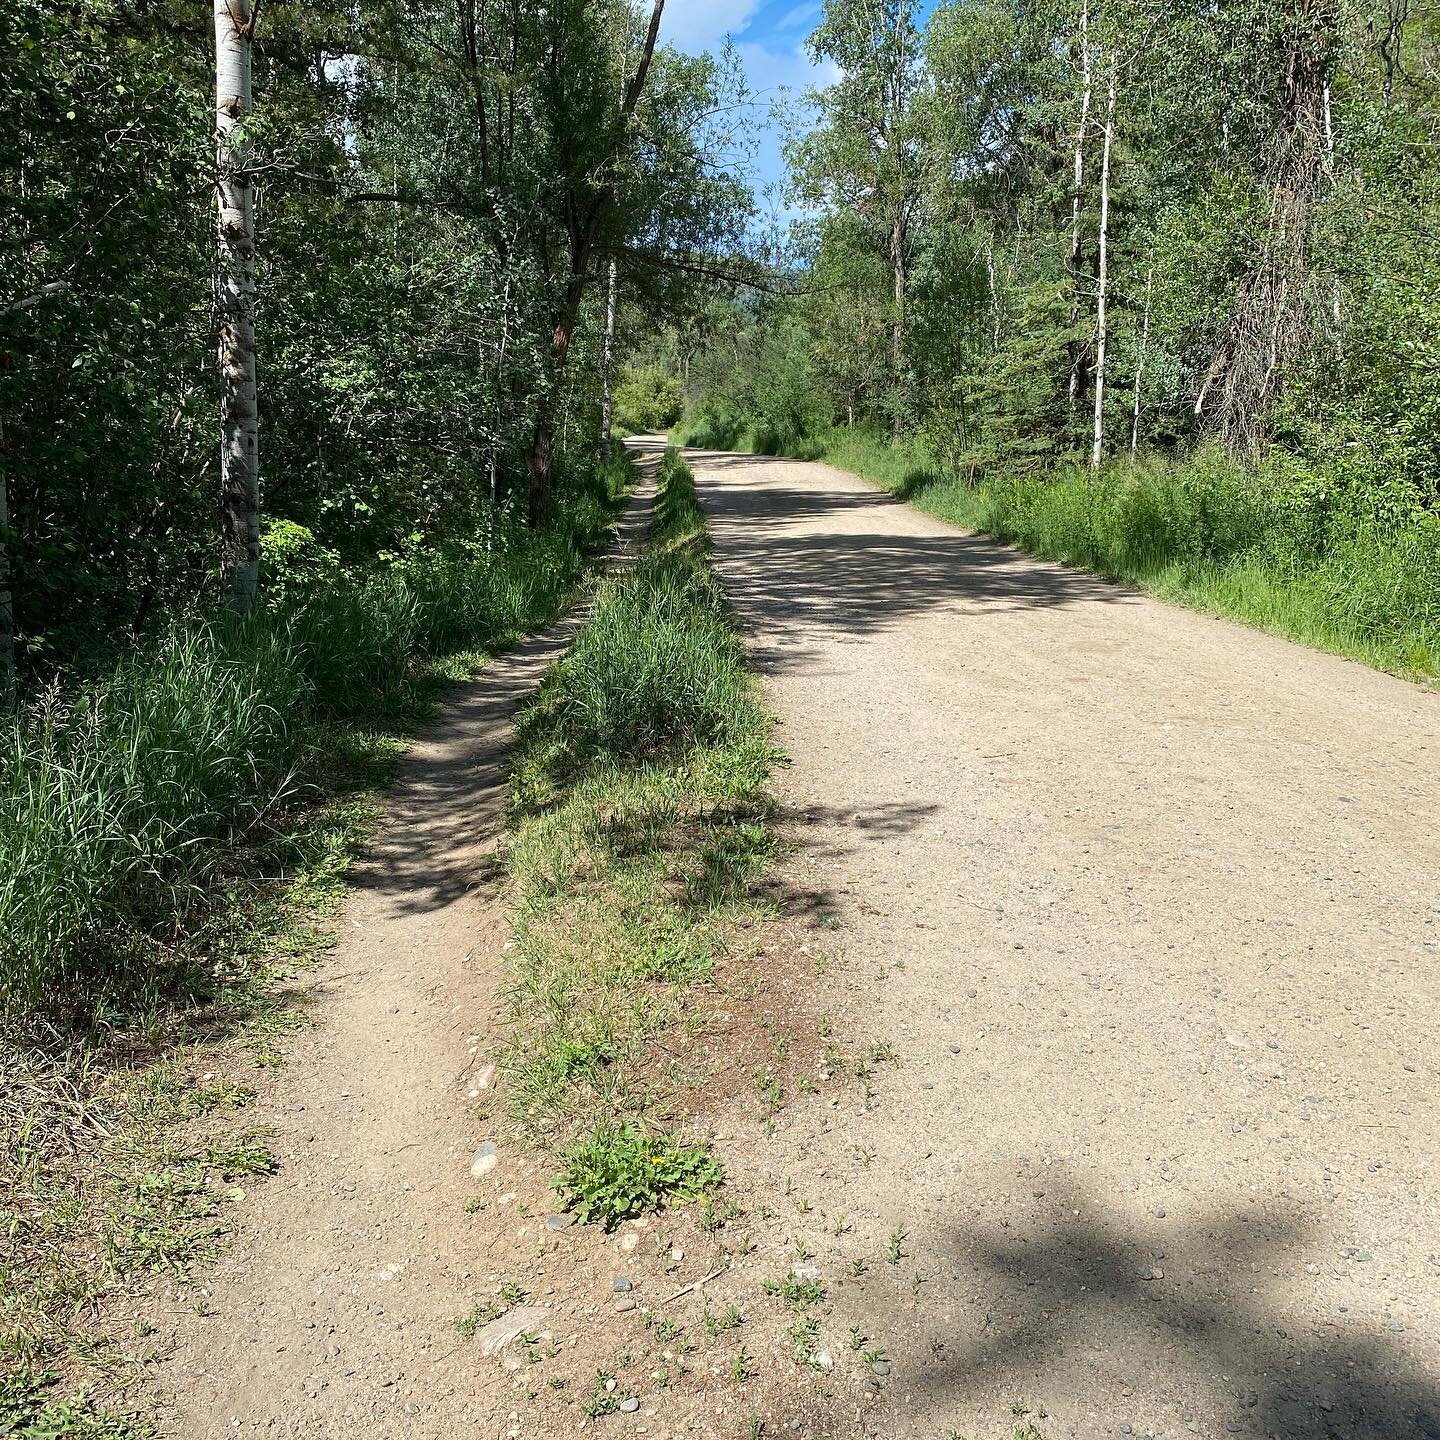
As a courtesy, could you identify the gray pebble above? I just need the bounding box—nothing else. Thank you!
[468,1140,498,1178]
[612,1276,633,1292]
[545,1215,569,1231]
[1154,1208,1166,1218]
[1390,1321,1405,1332]
[404,1403,420,1416]
[619,1396,640,1413]
[921,1081,934,1091]
[966,988,978,998]
[870,1360,890,1375]
[948,1044,962,1054]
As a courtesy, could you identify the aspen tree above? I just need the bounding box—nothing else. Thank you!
[1091,54,1117,469]
[215,0,260,614]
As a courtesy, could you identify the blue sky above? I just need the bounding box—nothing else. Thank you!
[660,0,836,224]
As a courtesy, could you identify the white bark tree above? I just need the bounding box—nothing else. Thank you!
[1066,0,1093,408]
[215,0,261,614]
[1090,54,1117,469]
[599,257,617,449]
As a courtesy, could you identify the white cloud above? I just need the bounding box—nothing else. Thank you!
[659,0,762,51]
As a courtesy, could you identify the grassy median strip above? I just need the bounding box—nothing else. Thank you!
[503,449,781,1224]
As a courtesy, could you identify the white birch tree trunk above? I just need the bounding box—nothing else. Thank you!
[1091,56,1117,470]
[600,257,617,448]
[985,232,1000,351]
[1067,0,1092,408]
[215,0,260,615]
[1130,256,1153,458]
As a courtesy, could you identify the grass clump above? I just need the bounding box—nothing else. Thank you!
[553,1123,724,1229]
[502,448,780,1211]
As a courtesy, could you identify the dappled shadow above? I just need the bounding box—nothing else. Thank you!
[658,446,1138,674]
[350,480,656,919]
[900,1186,1440,1439]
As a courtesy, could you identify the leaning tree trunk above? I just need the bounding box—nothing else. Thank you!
[599,257,617,451]
[1090,57,1117,469]
[215,0,260,615]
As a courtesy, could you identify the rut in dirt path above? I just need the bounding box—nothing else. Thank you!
[663,439,1440,1440]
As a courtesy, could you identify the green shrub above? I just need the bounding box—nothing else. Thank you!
[613,364,684,434]
[552,1123,724,1229]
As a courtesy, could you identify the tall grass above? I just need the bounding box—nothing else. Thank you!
[674,414,1440,682]
[0,456,628,1017]
[503,449,779,1137]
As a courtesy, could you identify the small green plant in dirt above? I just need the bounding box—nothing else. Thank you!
[454,1300,504,1337]
[552,1123,723,1229]
[703,1303,743,1335]
[731,1346,756,1381]
[887,1226,909,1264]
[582,1371,621,1419]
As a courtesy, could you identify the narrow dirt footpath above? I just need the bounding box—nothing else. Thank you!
[679,442,1440,1440]
[153,498,656,1438]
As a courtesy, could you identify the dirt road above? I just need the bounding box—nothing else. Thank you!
[679,442,1440,1440]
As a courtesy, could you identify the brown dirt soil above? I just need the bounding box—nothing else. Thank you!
[148,470,886,1440]
[668,438,1440,1440]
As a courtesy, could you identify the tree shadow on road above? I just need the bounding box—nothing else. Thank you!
[683,455,1136,675]
[906,1190,1440,1440]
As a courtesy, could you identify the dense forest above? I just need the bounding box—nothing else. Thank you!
[671,0,1439,675]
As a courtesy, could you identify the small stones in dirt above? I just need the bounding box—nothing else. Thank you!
[612,1276,633,1293]
[948,1044,962,1054]
[812,1350,834,1371]
[669,1247,684,1262]
[545,1215,570,1231]
[619,1397,640,1413]
[617,1232,641,1254]
[614,1297,637,1313]
[870,1360,891,1376]
[791,1264,820,1282]
[469,1141,499,1178]
[474,1062,497,1089]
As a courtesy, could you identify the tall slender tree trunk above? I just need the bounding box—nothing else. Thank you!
[1067,0,1093,409]
[1130,255,1153,459]
[599,256,617,450]
[890,213,907,439]
[1090,56,1117,470]
[984,232,1000,351]
[215,0,260,614]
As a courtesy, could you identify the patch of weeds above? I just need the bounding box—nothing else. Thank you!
[0,1369,148,1438]
[553,1123,722,1229]
[583,1371,621,1419]
[499,1281,527,1305]
[887,1226,909,1265]
[731,1346,756,1381]
[703,1303,743,1335]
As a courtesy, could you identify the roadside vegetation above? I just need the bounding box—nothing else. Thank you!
[502,449,780,1224]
